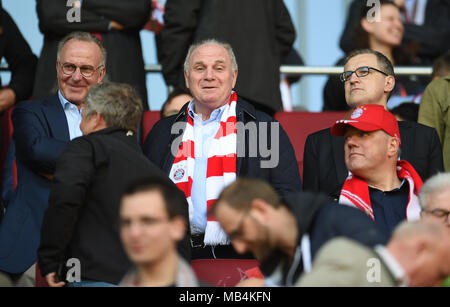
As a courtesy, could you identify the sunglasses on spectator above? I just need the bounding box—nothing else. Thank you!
[340,66,389,82]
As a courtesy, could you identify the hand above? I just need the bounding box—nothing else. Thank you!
[45,272,66,287]
[393,0,406,8]
[235,278,265,287]
[0,88,16,113]
[110,20,124,31]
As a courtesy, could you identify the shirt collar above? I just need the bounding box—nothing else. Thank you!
[58,90,77,110]
[187,99,228,124]
[375,245,409,286]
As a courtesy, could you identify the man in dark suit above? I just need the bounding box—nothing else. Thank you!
[159,0,295,115]
[303,49,443,199]
[38,82,186,287]
[0,32,106,286]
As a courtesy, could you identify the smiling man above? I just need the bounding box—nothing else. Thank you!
[143,39,301,260]
[0,32,105,286]
[303,49,443,199]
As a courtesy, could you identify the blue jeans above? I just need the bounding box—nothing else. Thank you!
[66,280,117,287]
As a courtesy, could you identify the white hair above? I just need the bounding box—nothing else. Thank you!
[419,172,450,210]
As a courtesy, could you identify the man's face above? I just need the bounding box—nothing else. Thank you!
[214,201,272,260]
[56,39,105,106]
[344,126,395,177]
[120,191,183,266]
[423,189,450,227]
[184,43,237,117]
[79,108,97,135]
[344,54,393,108]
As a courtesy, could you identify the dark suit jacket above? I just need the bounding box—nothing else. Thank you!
[38,127,189,285]
[160,0,295,112]
[0,94,69,274]
[32,0,150,108]
[302,121,444,199]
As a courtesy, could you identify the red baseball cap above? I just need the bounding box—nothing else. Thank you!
[331,104,401,143]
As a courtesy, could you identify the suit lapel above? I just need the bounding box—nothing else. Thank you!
[331,130,348,183]
[41,94,70,141]
[397,121,411,162]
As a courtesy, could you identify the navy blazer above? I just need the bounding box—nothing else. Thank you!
[0,94,70,274]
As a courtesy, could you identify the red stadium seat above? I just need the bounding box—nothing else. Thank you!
[191,259,260,287]
[274,111,348,179]
[141,111,161,144]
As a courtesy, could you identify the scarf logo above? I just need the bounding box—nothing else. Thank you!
[173,168,185,181]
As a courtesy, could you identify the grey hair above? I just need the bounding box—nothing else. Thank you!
[183,39,238,75]
[344,48,395,78]
[419,172,450,210]
[391,219,446,241]
[57,31,107,67]
[84,82,143,132]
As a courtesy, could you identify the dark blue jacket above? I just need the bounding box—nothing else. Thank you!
[0,94,69,274]
[142,96,302,198]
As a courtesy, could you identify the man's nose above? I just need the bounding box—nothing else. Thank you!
[71,67,83,81]
[204,67,215,80]
[346,134,359,148]
[232,239,248,255]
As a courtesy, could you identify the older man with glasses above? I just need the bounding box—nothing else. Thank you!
[0,31,105,286]
[302,49,444,200]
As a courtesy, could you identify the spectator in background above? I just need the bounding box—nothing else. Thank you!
[331,104,422,237]
[159,0,295,116]
[323,0,426,111]
[419,172,450,228]
[297,220,450,287]
[210,177,387,287]
[0,4,37,113]
[119,177,198,287]
[143,40,301,260]
[38,82,188,287]
[32,0,151,109]
[340,0,450,66]
[418,75,450,171]
[160,87,192,118]
[303,49,443,199]
[0,31,105,287]
[390,102,419,121]
[430,51,450,81]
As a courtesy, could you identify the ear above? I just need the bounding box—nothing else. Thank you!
[361,17,374,34]
[250,198,272,222]
[184,70,190,89]
[97,67,106,84]
[384,75,396,93]
[232,69,238,89]
[387,135,400,158]
[169,216,187,242]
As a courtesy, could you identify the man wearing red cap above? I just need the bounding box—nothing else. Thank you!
[331,104,422,236]
[303,49,443,199]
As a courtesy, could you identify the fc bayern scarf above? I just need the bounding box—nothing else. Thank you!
[169,92,238,246]
[339,160,422,221]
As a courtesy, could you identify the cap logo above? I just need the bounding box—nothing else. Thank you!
[350,108,364,119]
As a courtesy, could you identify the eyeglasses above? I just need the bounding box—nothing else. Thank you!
[228,210,251,240]
[59,62,104,78]
[423,208,450,221]
[340,66,389,82]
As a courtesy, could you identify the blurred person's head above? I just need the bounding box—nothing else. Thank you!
[80,82,143,135]
[160,87,192,118]
[387,220,450,286]
[390,102,419,122]
[183,39,238,120]
[210,178,298,261]
[419,172,450,228]
[342,49,396,108]
[120,177,187,270]
[56,31,107,106]
[431,51,450,80]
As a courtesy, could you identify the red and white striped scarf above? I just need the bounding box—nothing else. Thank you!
[339,160,422,221]
[169,92,238,246]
